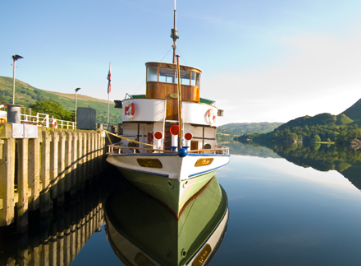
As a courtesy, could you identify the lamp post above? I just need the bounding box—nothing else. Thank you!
[12,54,23,105]
[75,88,81,125]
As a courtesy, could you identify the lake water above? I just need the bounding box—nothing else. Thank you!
[2,142,361,265]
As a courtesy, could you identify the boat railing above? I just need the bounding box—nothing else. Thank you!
[108,144,229,155]
[108,145,176,154]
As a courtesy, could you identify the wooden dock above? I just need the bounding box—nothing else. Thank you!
[0,182,105,266]
[0,123,107,227]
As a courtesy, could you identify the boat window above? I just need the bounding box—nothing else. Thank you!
[159,67,176,83]
[191,72,200,86]
[180,70,191,85]
[147,66,158,82]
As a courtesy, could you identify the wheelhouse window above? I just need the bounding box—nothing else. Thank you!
[191,72,200,86]
[147,66,158,82]
[147,65,201,86]
[159,67,176,83]
[180,70,191,85]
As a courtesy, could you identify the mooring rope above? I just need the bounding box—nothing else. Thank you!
[97,128,155,147]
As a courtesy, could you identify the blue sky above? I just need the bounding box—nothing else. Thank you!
[1,0,361,124]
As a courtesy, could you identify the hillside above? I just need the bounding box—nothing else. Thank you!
[218,122,283,135]
[277,113,353,131]
[236,98,361,144]
[342,98,361,125]
[0,76,121,125]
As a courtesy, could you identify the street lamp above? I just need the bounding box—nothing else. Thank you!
[75,88,81,125]
[12,54,23,104]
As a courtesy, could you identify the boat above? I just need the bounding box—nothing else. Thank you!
[106,2,230,217]
[105,176,229,266]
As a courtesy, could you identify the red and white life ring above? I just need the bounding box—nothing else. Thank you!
[52,120,58,128]
[206,109,217,125]
[124,101,135,119]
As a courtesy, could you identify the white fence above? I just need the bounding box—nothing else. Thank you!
[0,105,76,129]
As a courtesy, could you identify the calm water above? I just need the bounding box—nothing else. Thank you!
[2,143,361,265]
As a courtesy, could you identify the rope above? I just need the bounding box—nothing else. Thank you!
[177,47,188,65]
[98,129,155,147]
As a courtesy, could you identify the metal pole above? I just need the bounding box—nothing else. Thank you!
[12,59,16,104]
[171,0,178,64]
[75,91,77,125]
[107,93,110,131]
[176,55,183,148]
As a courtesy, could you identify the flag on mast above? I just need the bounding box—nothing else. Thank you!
[107,63,112,94]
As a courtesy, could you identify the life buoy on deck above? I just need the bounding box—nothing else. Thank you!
[206,109,217,125]
[124,101,135,119]
[52,120,58,128]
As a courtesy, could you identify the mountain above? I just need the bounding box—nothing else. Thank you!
[218,122,283,136]
[235,99,361,144]
[276,112,354,131]
[341,98,361,126]
[0,76,121,125]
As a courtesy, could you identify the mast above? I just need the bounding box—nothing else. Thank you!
[176,55,183,148]
[171,0,179,64]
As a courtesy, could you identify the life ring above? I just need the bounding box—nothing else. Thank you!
[124,101,135,119]
[52,120,58,128]
[206,109,217,125]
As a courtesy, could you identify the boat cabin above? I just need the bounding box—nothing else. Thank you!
[118,62,222,151]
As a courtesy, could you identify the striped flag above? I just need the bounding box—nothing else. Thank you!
[107,63,111,94]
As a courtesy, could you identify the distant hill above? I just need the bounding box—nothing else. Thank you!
[341,98,361,125]
[235,98,361,144]
[218,122,283,136]
[0,76,121,125]
[277,113,354,131]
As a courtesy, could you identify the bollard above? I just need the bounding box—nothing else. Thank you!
[7,104,22,123]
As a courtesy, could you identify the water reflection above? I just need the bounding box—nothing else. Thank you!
[105,176,229,266]
[0,188,104,266]
[228,141,361,189]
[266,143,361,189]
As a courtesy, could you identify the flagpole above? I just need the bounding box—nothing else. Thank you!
[107,62,111,130]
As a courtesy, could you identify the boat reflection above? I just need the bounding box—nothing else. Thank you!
[105,176,228,266]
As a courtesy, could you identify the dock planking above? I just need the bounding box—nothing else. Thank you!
[0,123,107,227]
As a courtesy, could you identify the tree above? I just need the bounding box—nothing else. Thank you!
[29,100,74,120]
[311,134,321,143]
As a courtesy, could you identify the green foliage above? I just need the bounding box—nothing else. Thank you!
[217,122,283,136]
[342,98,361,126]
[0,76,122,126]
[234,101,361,145]
[311,134,321,143]
[29,100,73,120]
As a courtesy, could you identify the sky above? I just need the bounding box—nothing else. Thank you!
[1,0,361,125]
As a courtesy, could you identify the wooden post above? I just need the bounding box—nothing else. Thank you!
[71,133,78,194]
[95,132,102,174]
[77,132,84,188]
[57,216,64,266]
[64,209,71,266]
[65,132,73,193]
[90,132,95,179]
[82,132,87,183]
[41,130,51,213]
[49,220,57,266]
[17,138,29,229]
[28,136,40,211]
[0,124,15,226]
[41,221,50,266]
[87,132,92,180]
[17,233,29,266]
[70,206,77,262]
[58,132,66,204]
[50,131,59,199]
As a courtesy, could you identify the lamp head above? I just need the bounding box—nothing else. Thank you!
[75,88,81,92]
[12,55,23,61]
